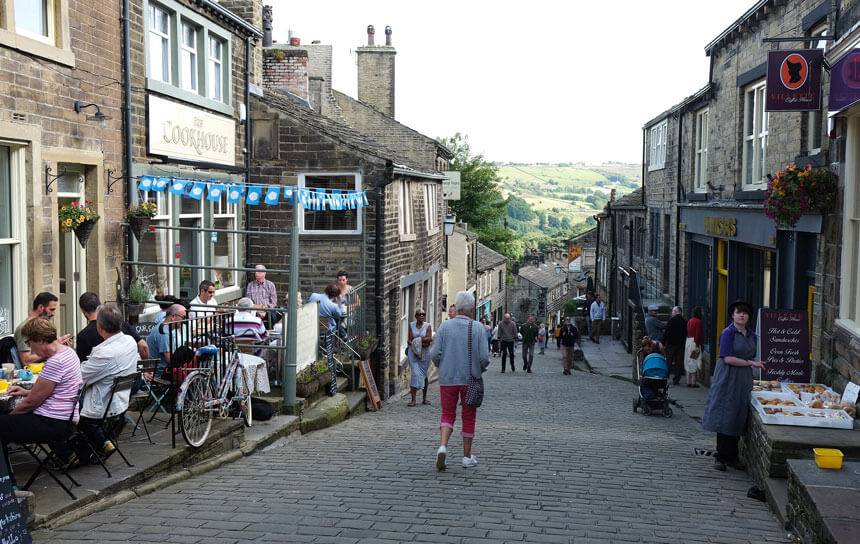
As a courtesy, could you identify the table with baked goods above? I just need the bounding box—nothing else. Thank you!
[751,381,856,429]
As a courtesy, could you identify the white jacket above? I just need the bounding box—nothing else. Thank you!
[80,332,140,419]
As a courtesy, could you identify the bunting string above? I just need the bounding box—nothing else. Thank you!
[136,175,369,211]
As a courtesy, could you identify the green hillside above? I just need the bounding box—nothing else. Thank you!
[495,163,639,247]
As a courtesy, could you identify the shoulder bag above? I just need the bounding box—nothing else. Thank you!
[464,320,484,408]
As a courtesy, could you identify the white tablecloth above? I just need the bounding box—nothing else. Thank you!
[237,353,270,394]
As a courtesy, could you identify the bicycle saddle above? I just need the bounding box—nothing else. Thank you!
[196,345,220,356]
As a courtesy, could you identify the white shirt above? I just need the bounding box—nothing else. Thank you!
[80,332,140,419]
[189,295,218,319]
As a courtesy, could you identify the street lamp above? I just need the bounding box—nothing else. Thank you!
[444,212,455,236]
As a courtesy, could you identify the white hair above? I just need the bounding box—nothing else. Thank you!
[454,291,475,313]
[673,306,682,314]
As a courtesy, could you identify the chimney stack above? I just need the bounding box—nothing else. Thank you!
[357,25,396,117]
[262,5,272,47]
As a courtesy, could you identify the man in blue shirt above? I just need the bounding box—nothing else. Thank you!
[146,304,187,376]
[308,284,345,334]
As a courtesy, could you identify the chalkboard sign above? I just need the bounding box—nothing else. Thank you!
[133,321,156,338]
[759,308,810,382]
[0,457,32,543]
[358,359,382,411]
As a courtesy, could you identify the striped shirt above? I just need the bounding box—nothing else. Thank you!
[34,346,83,422]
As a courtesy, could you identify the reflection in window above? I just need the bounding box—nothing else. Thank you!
[149,3,171,83]
[301,174,360,233]
[15,0,53,42]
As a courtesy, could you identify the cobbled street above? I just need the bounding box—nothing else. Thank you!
[34,347,790,543]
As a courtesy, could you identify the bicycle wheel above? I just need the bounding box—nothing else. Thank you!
[179,372,214,448]
[236,366,253,427]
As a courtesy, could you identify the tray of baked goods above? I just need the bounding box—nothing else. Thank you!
[750,390,855,429]
[753,380,782,392]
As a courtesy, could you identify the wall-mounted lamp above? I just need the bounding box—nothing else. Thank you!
[443,213,455,237]
[74,100,111,129]
[555,263,561,275]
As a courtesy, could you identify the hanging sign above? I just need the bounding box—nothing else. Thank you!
[758,308,810,382]
[147,95,236,166]
[829,49,860,113]
[442,171,461,200]
[766,49,823,112]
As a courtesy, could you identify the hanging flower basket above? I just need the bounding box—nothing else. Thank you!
[73,220,97,248]
[763,165,838,229]
[128,215,151,242]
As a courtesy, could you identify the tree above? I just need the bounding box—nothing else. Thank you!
[506,194,536,222]
[439,133,506,233]
[479,226,524,261]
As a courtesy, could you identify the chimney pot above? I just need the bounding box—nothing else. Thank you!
[367,25,375,45]
[385,26,392,46]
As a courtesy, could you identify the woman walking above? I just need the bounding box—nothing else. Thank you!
[430,291,490,470]
[702,301,765,472]
[406,308,433,406]
[684,306,704,387]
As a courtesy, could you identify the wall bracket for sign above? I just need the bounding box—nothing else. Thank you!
[106,169,125,194]
[358,358,382,411]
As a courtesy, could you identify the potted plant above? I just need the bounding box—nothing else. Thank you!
[126,273,154,317]
[355,332,377,360]
[58,200,100,248]
[764,165,838,228]
[296,359,331,398]
[126,200,158,242]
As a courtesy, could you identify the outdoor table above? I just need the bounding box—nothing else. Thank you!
[237,353,270,394]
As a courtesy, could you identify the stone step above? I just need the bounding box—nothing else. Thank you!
[300,393,350,434]
[765,477,789,529]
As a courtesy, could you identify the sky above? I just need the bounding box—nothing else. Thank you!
[268,0,758,165]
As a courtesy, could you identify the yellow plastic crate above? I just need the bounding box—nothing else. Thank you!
[813,448,844,469]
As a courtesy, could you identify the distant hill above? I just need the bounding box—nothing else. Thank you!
[495,163,639,241]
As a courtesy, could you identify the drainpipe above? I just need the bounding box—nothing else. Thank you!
[641,127,647,208]
[675,108,684,304]
[122,0,133,274]
[243,36,252,269]
[374,161,396,398]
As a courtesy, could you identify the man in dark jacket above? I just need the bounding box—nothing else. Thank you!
[559,316,580,375]
[519,314,539,373]
[662,306,687,385]
[497,313,518,373]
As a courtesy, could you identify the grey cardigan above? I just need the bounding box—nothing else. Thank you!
[430,316,490,386]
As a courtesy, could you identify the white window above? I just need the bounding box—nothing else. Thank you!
[427,272,436,328]
[743,79,769,187]
[136,183,239,301]
[807,25,828,154]
[399,180,414,236]
[839,116,860,331]
[0,144,26,335]
[424,183,439,232]
[149,4,171,83]
[694,108,709,191]
[180,22,198,92]
[208,35,224,101]
[146,1,231,108]
[298,173,362,234]
[14,0,54,43]
[648,121,667,171]
[399,285,414,359]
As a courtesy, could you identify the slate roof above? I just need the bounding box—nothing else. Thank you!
[517,264,567,289]
[454,224,479,240]
[612,187,643,208]
[477,242,506,270]
[568,228,597,246]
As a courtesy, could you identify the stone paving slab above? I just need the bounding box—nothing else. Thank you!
[33,343,789,543]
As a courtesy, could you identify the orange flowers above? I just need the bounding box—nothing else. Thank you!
[764,165,837,228]
[58,200,100,233]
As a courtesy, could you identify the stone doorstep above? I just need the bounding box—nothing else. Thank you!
[786,459,860,544]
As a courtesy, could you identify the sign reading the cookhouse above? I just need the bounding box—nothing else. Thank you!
[148,95,235,166]
[704,216,737,237]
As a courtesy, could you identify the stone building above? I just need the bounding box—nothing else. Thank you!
[130,0,262,310]
[0,0,124,338]
[509,264,569,330]
[445,224,478,319]
[476,242,507,324]
[251,16,448,398]
[567,227,597,296]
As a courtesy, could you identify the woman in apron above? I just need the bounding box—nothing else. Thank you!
[407,309,433,407]
[702,301,766,471]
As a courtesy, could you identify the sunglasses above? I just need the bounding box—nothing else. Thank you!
[206,290,215,294]
[416,313,425,316]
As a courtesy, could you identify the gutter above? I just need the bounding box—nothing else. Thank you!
[197,0,263,38]
[374,161,396,398]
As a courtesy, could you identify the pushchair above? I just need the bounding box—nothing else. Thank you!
[633,352,673,417]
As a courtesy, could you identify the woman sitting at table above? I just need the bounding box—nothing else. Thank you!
[0,318,83,484]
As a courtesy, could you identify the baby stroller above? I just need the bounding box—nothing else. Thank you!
[633,352,673,417]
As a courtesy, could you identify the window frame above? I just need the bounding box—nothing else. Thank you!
[13,0,54,44]
[399,179,415,239]
[297,172,362,235]
[423,182,439,234]
[145,0,233,116]
[742,79,769,188]
[399,285,414,361]
[0,142,28,334]
[694,108,709,191]
[0,0,74,66]
[838,116,860,333]
[179,20,198,93]
[648,121,667,171]
[806,24,828,155]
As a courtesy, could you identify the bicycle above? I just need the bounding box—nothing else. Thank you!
[177,344,253,448]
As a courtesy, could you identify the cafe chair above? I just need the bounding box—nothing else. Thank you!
[16,387,85,500]
[77,373,138,478]
[129,359,160,444]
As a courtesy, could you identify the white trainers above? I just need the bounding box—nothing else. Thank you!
[462,455,478,468]
[436,445,447,471]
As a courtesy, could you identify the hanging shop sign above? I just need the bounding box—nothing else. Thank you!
[442,171,461,200]
[765,49,823,112]
[147,95,236,166]
[568,247,582,263]
[758,308,810,383]
[829,49,860,113]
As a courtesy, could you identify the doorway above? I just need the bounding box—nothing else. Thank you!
[56,166,88,338]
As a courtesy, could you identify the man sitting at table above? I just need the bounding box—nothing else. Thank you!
[76,292,149,361]
[56,305,139,464]
[308,284,345,336]
[189,280,218,319]
[146,304,188,377]
[13,292,72,366]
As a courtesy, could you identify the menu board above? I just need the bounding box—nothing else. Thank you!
[0,459,31,543]
[759,309,810,382]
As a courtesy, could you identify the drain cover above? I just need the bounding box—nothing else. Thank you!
[694,447,716,457]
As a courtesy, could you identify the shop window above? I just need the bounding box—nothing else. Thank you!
[298,173,361,235]
[694,108,709,191]
[742,79,769,188]
[145,0,232,114]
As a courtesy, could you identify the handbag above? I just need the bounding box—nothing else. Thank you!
[464,320,484,408]
[690,347,700,360]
